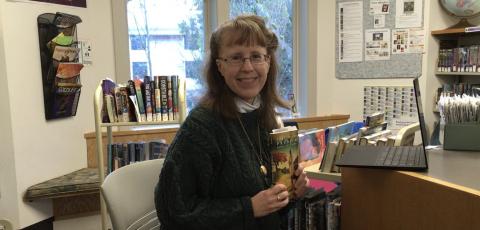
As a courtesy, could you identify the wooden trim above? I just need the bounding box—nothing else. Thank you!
[431,27,465,35]
[399,171,480,196]
[283,114,349,123]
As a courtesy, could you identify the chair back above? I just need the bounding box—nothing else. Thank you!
[101,159,164,230]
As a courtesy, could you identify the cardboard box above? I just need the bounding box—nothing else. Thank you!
[443,123,480,151]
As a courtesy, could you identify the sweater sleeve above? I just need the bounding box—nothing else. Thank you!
[155,117,257,230]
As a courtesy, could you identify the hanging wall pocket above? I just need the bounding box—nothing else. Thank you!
[37,12,83,120]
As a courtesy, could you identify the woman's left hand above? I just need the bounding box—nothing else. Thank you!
[293,162,310,198]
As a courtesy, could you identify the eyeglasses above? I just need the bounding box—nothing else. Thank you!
[217,54,270,66]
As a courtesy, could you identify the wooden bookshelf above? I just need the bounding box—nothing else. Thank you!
[304,163,341,183]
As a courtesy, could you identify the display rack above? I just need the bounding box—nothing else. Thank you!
[304,163,342,183]
[93,79,186,230]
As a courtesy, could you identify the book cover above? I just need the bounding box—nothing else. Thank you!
[298,128,326,166]
[56,62,83,80]
[101,78,117,123]
[52,46,79,62]
[52,83,81,117]
[270,126,299,199]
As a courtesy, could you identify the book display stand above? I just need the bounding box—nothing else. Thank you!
[93,79,186,230]
[37,12,83,120]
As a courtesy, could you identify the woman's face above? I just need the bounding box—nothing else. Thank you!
[216,44,270,103]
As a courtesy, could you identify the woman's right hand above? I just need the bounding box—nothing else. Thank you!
[251,184,289,217]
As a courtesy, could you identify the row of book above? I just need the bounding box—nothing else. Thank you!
[317,113,402,173]
[107,140,169,174]
[101,75,184,123]
[437,46,480,73]
[287,186,342,230]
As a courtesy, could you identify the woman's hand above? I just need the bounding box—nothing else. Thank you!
[251,184,289,217]
[293,162,310,198]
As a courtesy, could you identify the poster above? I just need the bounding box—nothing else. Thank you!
[338,1,364,63]
[395,0,422,28]
[369,0,391,15]
[392,29,409,54]
[363,86,418,132]
[365,29,391,61]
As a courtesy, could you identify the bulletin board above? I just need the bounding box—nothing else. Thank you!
[335,0,424,79]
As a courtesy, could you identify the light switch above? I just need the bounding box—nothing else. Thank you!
[78,40,93,65]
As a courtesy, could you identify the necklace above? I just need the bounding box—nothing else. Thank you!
[237,116,268,176]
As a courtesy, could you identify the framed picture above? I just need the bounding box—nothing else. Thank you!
[30,0,86,8]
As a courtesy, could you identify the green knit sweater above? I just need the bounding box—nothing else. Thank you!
[155,106,283,230]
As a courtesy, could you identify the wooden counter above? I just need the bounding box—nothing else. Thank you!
[340,148,480,230]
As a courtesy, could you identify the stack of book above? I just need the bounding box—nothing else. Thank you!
[107,140,169,174]
[287,186,342,230]
[101,75,183,123]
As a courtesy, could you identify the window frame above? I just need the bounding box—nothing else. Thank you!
[110,0,317,118]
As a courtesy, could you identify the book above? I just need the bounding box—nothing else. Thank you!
[270,126,299,199]
[167,76,173,120]
[154,76,162,121]
[101,79,117,123]
[171,75,179,120]
[365,112,384,127]
[143,76,153,122]
[55,62,83,80]
[298,128,326,166]
[52,46,80,62]
[134,79,146,122]
[320,141,338,173]
[159,76,168,121]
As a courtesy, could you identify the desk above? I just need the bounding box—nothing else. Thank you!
[341,148,480,230]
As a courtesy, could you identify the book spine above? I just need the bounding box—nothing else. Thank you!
[144,76,153,122]
[114,86,124,122]
[160,76,168,121]
[154,76,162,121]
[150,81,156,121]
[167,76,173,120]
[134,79,146,122]
[171,75,179,120]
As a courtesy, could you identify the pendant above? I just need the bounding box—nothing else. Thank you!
[260,165,267,175]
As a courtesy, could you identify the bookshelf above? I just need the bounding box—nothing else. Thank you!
[304,163,341,183]
[431,27,480,118]
[93,79,186,230]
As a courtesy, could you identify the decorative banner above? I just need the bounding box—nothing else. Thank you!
[8,0,86,8]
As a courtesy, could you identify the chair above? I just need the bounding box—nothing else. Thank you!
[101,159,164,230]
[392,122,420,146]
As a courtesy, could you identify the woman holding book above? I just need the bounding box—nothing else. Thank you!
[155,15,309,230]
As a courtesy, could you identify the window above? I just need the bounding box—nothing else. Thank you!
[229,0,294,102]
[120,0,305,114]
[127,0,205,111]
[132,62,148,77]
[130,35,146,50]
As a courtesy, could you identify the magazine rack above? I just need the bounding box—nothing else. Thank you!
[93,79,186,230]
[37,12,82,120]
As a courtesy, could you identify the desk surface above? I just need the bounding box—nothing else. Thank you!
[405,148,480,192]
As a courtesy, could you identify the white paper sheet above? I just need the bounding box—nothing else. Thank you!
[374,15,386,28]
[395,0,422,28]
[369,0,391,15]
[365,29,391,61]
[339,1,363,63]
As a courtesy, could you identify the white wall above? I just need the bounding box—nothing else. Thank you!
[0,1,20,226]
[0,0,115,228]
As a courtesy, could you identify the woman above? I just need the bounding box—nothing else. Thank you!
[155,15,309,230]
